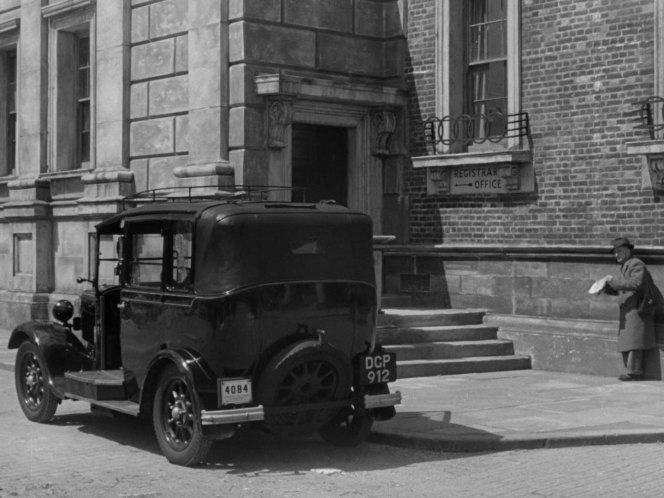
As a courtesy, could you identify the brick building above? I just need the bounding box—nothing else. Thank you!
[2,0,664,377]
[388,0,664,377]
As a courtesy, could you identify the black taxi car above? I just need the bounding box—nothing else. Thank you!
[8,188,400,466]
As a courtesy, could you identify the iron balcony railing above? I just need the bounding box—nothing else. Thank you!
[420,111,530,155]
[632,96,664,139]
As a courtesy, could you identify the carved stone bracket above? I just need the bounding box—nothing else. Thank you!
[267,99,293,149]
[499,165,521,191]
[371,109,397,157]
[647,155,664,191]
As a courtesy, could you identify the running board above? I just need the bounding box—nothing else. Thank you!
[65,392,141,416]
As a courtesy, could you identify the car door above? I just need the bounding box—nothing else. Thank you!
[118,219,167,385]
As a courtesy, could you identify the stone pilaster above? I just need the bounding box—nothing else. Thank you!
[82,0,134,204]
[174,0,234,186]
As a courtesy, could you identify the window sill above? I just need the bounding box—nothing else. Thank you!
[412,149,532,169]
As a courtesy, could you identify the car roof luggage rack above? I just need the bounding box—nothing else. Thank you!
[122,185,307,209]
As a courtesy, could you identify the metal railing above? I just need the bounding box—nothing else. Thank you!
[419,111,530,155]
[632,96,664,139]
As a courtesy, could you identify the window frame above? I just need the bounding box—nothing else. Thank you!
[47,6,96,173]
[0,35,18,178]
[435,0,521,154]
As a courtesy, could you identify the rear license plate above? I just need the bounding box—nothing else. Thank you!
[359,352,397,385]
[219,378,253,406]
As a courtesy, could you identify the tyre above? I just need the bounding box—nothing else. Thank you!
[14,341,60,423]
[256,342,351,435]
[152,364,212,466]
[318,403,374,447]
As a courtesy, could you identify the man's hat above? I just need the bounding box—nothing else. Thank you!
[610,236,634,253]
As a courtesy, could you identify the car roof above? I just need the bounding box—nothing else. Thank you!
[96,199,365,233]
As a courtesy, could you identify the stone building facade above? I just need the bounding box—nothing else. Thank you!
[0,0,408,327]
[4,0,664,378]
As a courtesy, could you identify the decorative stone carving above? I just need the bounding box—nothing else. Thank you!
[267,99,293,149]
[371,109,397,157]
[647,155,664,191]
[499,165,521,191]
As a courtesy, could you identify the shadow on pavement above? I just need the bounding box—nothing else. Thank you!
[47,409,485,472]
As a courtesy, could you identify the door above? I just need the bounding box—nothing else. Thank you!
[291,124,348,205]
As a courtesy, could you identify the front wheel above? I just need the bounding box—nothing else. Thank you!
[318,405,374,447]
[152,364,212,466]
[14,341,60,422]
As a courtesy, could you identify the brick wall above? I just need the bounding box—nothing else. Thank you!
[405,0,661,247]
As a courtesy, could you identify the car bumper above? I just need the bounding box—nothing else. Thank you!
[200,390,401,426]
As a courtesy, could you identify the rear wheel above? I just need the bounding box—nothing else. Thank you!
[14,342,59,423]
[152,364,212,466]
[257,342,351,435]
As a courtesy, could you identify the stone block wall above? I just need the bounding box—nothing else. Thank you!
[130,0,189,192]
[382,246,664,321]
[228,0,404,184]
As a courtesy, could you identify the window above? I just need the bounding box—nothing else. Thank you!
[125,221,193,291]
[466,0,507,139]
[77,34,90,165]
[48,5,95,172]
[170,222,193,289]
[129,231,164,287]
[436,0,521,153]
[0,47,17,176]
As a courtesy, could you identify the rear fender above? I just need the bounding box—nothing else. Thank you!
[139,349,218,416]
[8,321,92,398]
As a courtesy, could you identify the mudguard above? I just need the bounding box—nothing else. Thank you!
[139,348,218,414]
[8,320,92,398]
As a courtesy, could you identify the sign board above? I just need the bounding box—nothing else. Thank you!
[427,165,523,195]
[450,166,513,194]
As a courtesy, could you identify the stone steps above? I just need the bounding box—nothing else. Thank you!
[377,308,531,379]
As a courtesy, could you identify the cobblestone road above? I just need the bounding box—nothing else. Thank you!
[1,367,664,497]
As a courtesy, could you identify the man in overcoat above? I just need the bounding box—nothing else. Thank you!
[602,237,659,380]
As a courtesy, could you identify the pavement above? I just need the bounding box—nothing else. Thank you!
[4,327,664,453]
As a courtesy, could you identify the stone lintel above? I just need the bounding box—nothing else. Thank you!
[255,73,407,107]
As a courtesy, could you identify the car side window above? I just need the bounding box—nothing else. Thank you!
[124,220,165,288]
[129,232,164,287]
[170,221,193,290]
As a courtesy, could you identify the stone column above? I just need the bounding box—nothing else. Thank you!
[174,0,234,186]
[81,0,134,207]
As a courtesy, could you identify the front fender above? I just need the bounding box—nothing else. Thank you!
[139,348,218,415]
[8,320,92,397]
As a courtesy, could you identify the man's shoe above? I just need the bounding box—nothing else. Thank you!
[618,374,642,381]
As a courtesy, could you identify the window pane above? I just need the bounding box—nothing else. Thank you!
[130,233,163,287]
[171,222,193,289]
[77,33,90,165]
[78,101,90,163]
